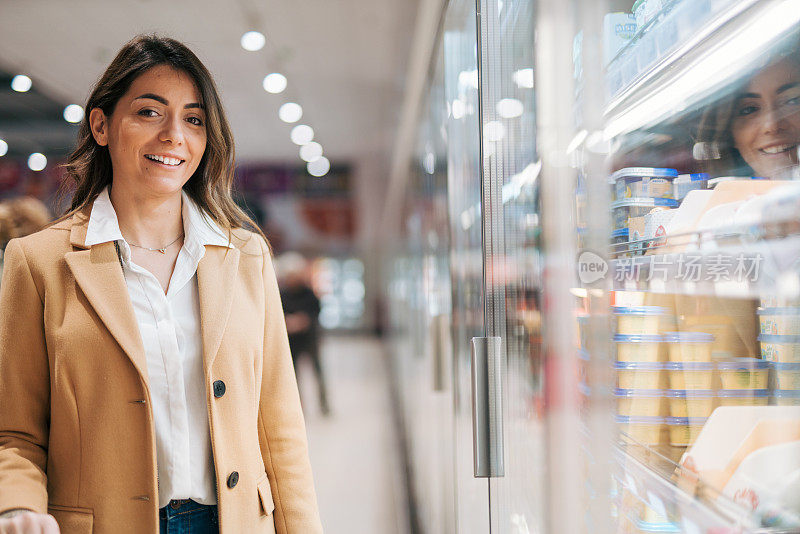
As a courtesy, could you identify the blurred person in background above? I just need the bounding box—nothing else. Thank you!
[0,197,52,280]
[277,253,330,416]
[697,52,800,180]
[0,35,322,534]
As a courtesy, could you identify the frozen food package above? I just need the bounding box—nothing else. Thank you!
[610,167,678,200]
[673,173,708,201]
[603,12,638,65]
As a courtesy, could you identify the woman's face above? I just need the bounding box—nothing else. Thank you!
[89,65,207,197]
[731,58,800,179]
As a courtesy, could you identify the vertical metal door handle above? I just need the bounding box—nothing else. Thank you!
[471,336,504,477]
[431,314,450,392]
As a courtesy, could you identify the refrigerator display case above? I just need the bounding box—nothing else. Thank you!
[385,0,800,532]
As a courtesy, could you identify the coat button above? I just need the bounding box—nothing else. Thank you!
[213,380,226,398]
[227,471,239,488]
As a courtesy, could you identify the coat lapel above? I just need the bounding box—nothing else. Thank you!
[65,209,148,383]
[197,245,240,372]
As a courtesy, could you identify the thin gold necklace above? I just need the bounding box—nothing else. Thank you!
[127,233,184,254]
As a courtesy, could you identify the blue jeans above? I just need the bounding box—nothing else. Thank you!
[159,499,219,534]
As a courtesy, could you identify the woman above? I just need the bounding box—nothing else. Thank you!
[0,35,322,534]
[696,53,800,180]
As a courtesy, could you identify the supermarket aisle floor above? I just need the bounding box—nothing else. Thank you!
[298,335,409,534]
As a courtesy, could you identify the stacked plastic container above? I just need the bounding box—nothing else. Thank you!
[758,301,800,406]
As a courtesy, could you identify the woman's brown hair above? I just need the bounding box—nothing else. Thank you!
[58,34,266,245]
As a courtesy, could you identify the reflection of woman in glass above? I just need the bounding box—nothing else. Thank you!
[697,54,800,180]
[0,36,322,533]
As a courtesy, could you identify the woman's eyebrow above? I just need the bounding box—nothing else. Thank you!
[735,92,760,101]
[777,82,800,94]
[133,93,204,109]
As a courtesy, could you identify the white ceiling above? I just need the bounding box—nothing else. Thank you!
[0,0,419,166]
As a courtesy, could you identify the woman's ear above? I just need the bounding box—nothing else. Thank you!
[89,108,109,147]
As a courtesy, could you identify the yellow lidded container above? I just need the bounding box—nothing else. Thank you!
[665,361,714,390]
[616,334,662,362]
[717,358,769,389]
[614,306,666,335]
[757,307,800,336]
[666,417,707,447]
[663,332,714,362]
[615,389,665,417]
[616,415,664,445]
[665,389,714,418]
[615,361,665,389]
[759,334,800,363]
[773,362,800,390]
[716,389,769,407]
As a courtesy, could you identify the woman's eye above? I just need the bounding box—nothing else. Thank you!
[137,109,158,117]
[784,96,800,107]
[737,105,759,117]
[186,116,204,126]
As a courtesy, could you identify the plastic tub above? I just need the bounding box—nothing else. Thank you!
[773,362,800,390]
[610,167,678,200]
[665,390,714,418]
[616,334,662,362]
[615,388,665,416]
[666,417,707,446]
[665,361,714,390]
[773,390,800,406]
[717,359,769,389]
[615,361,666,389]
[716,389,769,407]
[759,334,800,362]
[614,306,666,335]
[758,307,800,336]
[611,198,679,230]
[663,332,714,362]
[616,415,664,445]
[674,173,708,201]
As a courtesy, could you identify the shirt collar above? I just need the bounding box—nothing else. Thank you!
[84,185,234,250]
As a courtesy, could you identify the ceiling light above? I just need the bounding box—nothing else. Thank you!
[279,102,302,123]
[513,68,534,89]
[262,73,287,94]
[0,140,7,157]
[300,142,323,162]
[28,152,46,171]
[63,104,84,123]
[308,157,330,177]
[496,98,524,118]
[11,75,32,92]
[484,121,506,142]
[291,124,314,145]
[240,31,266,51]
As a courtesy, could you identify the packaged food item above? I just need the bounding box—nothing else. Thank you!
[644,208,676,248]
[673,173,708,201]
[773,362,800,390]
[614,290,648,307]
[716,389,770,407]
[614,306,665,335]
[663,332,714,362]
[666,416,708,446]
[717,359,769,389]
[616,361,666,389]
[758,307,800,336]
[773,390,800,406]
[627,216,647,255]
[611,198,679,230]
[615,388,665,416]
[665,361,714,389]
[632,0,665,29]
[616,334,662,362]
[707,176,766,188]
[759,334,800,363]
[665,389,715,418]
[616,415,664,445]
[610,167,678,200]
[603,13,638,65]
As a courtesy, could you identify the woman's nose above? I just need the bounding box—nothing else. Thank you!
[761,103,788,134]
[158,114,184,145]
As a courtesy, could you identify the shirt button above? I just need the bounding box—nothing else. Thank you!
[213,380,226,398]
[227,471,239,488]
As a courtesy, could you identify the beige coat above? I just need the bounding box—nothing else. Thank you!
[0,204,323,533]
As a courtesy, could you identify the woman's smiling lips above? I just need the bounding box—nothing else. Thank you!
[144,153,185,166]
[758,143,797,155]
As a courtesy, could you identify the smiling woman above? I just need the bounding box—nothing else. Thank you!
[0,35,323,534]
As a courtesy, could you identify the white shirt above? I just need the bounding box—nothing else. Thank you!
[84,186,234,508]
